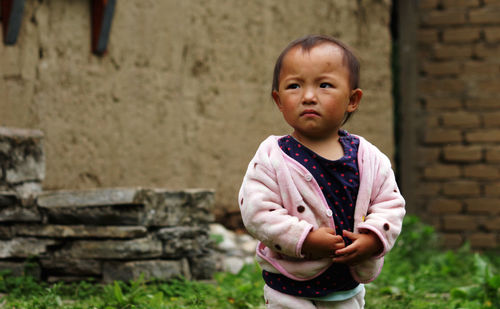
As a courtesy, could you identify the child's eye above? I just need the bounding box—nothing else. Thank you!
[320,83,333,88]
[286,83,300,89]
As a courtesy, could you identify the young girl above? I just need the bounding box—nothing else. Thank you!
[238,35,405,308]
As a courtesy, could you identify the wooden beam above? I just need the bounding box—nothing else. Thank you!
[1,0,25,45]
[91,0,116,55]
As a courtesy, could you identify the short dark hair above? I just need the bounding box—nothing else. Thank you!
[271,34,360,95]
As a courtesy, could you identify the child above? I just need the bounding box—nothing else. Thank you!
[238,34,405,308]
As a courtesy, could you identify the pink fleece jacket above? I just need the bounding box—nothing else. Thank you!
[238,135,405,283]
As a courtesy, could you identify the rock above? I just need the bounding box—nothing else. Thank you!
[0,127,45,185]
[13,224,148,239]
[40,258,101,276]
[102,259,191,283]
[156,226,213,258]
[0,261,41,279]
[188,254,217,280]
[37,188,140,208]
[0,238,57,258]
[0,191,18,207]
[63,237,162,259]
[136,189,215,227]
[223,256,245,274]
[40,204,143,226]
[0,206,41,222]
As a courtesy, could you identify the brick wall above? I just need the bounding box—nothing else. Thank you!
[413,0,500,249]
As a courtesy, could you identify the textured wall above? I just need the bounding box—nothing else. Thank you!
[405,0,500,249]
[0,0,394,222]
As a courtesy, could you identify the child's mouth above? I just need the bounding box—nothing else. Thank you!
[301,110,320,117]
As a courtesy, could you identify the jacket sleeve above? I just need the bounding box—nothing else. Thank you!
[239,155,313,259]
[356,154,406,258]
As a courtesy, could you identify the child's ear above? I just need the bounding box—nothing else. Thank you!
[347,88,362,112]
[272,91,283,110]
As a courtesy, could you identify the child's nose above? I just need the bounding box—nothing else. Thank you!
[302,87,317,104]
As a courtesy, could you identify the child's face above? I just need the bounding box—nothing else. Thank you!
[272,43,362,141]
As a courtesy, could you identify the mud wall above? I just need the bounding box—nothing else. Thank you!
[0,0,394,224]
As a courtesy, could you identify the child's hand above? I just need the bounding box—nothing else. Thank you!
[301,227,345,259]
[332,230,383,266]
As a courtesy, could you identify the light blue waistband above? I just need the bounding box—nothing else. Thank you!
[305,284,364,302]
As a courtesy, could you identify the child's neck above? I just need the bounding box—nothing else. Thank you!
[291,131,344,161]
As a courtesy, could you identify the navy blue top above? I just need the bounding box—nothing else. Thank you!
[262,130,360,298]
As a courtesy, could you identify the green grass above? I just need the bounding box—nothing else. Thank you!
[0,216,499,308]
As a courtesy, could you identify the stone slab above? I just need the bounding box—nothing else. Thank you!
[0,191,18,207]
[14,224,148,239]
[0,261,41,279]
[0,206,41,222]
[41,204,143,226]
[40,258,101,276]
[102,259,191,283]
[157,226,213,258]
[188,254,217,280]
[37,188,141,208]
[62,237,162,259]
[0,237,58,258]
[137,189,215,227]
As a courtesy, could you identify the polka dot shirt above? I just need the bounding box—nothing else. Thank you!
[262,130,360,298]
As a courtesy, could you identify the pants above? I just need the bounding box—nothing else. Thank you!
[263,284,365,309]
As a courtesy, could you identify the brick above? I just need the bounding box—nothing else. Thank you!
[443,28,481,43]
[468,233,497,249]
[477,79,500,93]
[442,111,481,128]
[443,144,483,162]
[469,8,500,24]
[417,29,440,44]
[425,114,441,128]
[419,0,439,9]
[417,147,441,164]
[424,164,462,179]
[475,43,500,60]
[429,198,463,213]
[466,129,500,143]
[443,180,481,196]
[483,111,500,127]
[425,97,462,110]
[485,182,500,196]
[483,217,500,231]
[421,9,467,26]
[434,44,474,59]
[484,27,500,42]
[442,0,480,8]
[465,198,500,214]
[466,97,500,110]
[439,233,464,248]
[418,78,466,95]
[443,215,478,231]
[463,61,500,75]
[421,61,461,76]
[423,128,463,144]
[464,164,499,179]
[416,182,442,196]
[486,146,500,162]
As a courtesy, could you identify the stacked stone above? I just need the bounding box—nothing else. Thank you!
[415,1,500,249]
[0,127,216,282]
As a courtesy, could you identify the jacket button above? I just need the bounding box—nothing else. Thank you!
[325,209,333,217]
[305,174,313,181]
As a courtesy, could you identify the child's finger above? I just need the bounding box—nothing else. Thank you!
[342,230,358,240]
[334,243,357,256]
